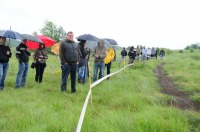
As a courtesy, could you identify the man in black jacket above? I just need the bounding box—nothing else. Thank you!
[15,39,31,88]
[59,31,79,93]
[0,36,12,90]
[120,47,127,62]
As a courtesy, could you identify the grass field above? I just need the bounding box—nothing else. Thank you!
[0,48,200,132]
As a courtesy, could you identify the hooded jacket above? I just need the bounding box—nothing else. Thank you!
[104,47,115,64]
[93,41,107,62]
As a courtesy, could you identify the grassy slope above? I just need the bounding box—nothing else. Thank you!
[0,48,199,131]
[164,50,200,102]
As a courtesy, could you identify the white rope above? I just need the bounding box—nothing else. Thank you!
[76,63,133,132]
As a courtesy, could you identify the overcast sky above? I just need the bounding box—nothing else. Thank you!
[1,0,200,49]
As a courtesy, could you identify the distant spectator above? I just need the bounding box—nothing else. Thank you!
[160,48,165,60]
[136,45,141,61]
[120,47,127,62]
[147,47,151,60]
[151,47,156,59]
[156,48,160,59]
[141,46,147,61]
[128,46,137,65]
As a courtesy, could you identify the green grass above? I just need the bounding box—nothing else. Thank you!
[0,48,199,131]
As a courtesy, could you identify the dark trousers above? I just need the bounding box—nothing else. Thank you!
[61,63,77,93]
[105,61,112,75]
[35,63,46,83]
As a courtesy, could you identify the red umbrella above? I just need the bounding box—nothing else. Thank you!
[26,35,55,50]
[37,35,55,47]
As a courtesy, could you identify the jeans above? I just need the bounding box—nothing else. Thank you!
[78,65,85,80]
[15,63,29,88]
[35,63,46,83]
[105,61,112,79]
[61,63,77,92]
[105,61,112,75]
[0,63,9,90]
[93,61,105,82]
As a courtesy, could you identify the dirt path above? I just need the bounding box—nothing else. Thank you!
[155,62,200,112]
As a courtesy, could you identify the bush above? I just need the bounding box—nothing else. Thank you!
[179,50,183,53]
[189,48,195,53]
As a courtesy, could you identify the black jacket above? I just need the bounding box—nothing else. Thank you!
[128,49,137,59]
[0,45,12,63]
[59,40,80,65]
[16,43,31,63]
[78,43,87,67]
[121,49,127,57]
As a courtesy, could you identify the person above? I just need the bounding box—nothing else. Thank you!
[15,39,31,88]
[151,47,156,59]
[104,46,115,79]
[83,47,90,83]
[59,31,79,93]
[33,43,48,83]
[0,36,12,90]
[136,45,141,61]
[128,46,137,65]
[141,46,147,61]
[120,47,127,62]
[77,40,87,84]
[93,39,107,82]
[156,47,160,59]
[147,47,151,60]
[160,48,165,60]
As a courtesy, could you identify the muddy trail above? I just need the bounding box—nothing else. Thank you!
[155,62,200,112]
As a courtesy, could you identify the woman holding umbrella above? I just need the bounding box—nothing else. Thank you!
[0,36,12,90]
[33,43,48,83]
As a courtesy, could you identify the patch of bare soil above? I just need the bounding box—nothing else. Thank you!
[155,62,200,112]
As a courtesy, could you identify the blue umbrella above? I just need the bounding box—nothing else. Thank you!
[76,34,99,42]
[104,38,118,45]
[0,30,23,40]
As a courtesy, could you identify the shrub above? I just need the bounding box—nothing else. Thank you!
[189,48,195,53]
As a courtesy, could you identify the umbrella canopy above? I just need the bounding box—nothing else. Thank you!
[86,39,111,52]
[26,35,55,50]
[37,35,55,47]
[76,34,99,42]
[104,38,118,45]
[51,42,61,55]
[0,30,23,40]
[22,34,43,43]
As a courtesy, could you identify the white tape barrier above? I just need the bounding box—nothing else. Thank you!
[76,63,133,132]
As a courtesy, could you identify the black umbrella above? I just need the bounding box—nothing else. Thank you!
[0,30,23,40]
[104,38,118,45]
[76,34,99,42]
[22,34,43,43]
